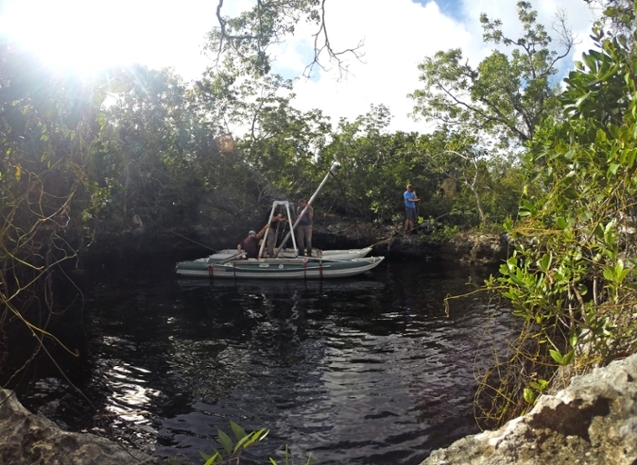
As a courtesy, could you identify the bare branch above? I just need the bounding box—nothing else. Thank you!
[212,0,364,79]
[303,0,365,80]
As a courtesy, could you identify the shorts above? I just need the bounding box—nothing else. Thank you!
[405,208,416,221]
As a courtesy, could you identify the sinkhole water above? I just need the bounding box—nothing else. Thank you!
[12,258,516,465]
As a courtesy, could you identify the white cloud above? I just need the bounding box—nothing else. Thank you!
[286,0,473,134]
[283,0,600,134]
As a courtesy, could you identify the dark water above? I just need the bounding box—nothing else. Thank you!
[15,258,515,465]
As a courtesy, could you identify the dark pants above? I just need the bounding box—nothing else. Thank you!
[266,230,277,257]
[296,225,313,256]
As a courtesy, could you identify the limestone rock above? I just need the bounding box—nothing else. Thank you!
[440,233,509,265]
[421,354,637,465]
[0,389,164,465]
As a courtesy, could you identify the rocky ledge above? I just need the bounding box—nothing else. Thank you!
[78,216,510,266]
[0,389,163,465]
[421,353,637,465]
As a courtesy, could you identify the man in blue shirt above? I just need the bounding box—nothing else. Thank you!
[404,184,420,231]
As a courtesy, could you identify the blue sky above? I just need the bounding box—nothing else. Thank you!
[0,0,601,133]
[416,0,465,20]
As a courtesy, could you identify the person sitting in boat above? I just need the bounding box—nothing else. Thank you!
[265,213,285,258]
[237,224,268,259]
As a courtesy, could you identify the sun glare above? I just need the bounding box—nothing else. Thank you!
[0,0,168,75]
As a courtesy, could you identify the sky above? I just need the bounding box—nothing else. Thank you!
[0,0,601,134]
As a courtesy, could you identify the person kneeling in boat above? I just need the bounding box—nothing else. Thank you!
[237,224,268,259]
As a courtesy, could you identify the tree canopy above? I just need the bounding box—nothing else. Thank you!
[409,1,573,151]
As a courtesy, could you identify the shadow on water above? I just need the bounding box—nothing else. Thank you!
[11,258,516,465]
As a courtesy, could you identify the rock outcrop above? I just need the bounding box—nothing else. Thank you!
[421,354,637,465]
[78,213,511,266]
[0,389,164,465]
[439,232,509,265]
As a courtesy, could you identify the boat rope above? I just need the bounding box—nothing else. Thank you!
[319,257,323,279]
[367,229,402,250]
[208,263,215,278]
[303,258,308,280]
[159,225,217,251]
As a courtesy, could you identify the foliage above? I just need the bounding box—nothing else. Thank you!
[409,1,572,152]
[169,421,311,465]
[587,0,636,40]
[195,67,334,215]
[92,65,197,229]
[308,110,520,228]
[478,21,637,426]
[93,65,293,232]
[0,41,109,384]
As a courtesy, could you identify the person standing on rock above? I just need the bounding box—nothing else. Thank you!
[404,184,420,231]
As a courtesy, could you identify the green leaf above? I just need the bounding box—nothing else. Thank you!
[241,428,269,449]
[561,349,574,366]
[203,452,222,465]
[625,148,637,168]
[563,187,579,199]
[607,163,620,175]
[549,349,563,364]
[234,435,252,452]
[218,429,234,455]
[521,199,536,214]
[556,217,567,229]
[530,379,549,392]
[596,128,607,143]
[231,421,247,440]
[503,217,513,232]
[523,387,536,404]
[537,253,551,273]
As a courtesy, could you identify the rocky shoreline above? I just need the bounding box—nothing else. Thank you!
[79,220,510,267]
[0,389,163,465]
[420,354,637,465]
[4,353,636,464]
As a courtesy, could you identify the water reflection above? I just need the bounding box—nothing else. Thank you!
[102,362,158,422]
[16,260,514,465]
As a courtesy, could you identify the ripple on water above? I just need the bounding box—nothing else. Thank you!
[16,261,516,465]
